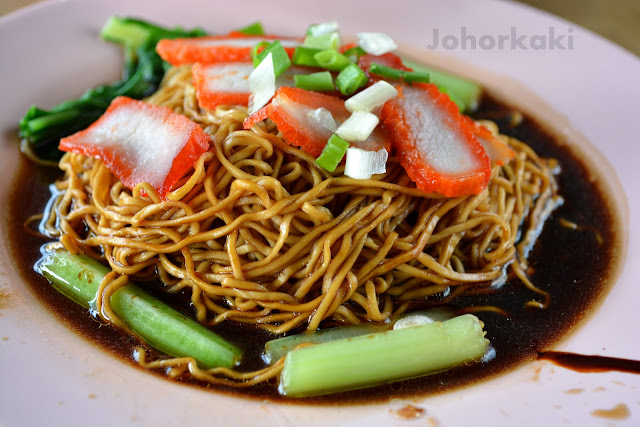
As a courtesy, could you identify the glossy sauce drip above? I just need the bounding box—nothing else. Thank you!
[538,352,640,374]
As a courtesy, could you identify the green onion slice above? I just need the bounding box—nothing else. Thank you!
[335,111,379,142]
[357,31,398,55]
[304,31,341,50]
[235,21,265,36]
[314,49,352,71]
[344,146,388,180]
[292,46,323,68]
[369,63,431,85]
[343,46,366,62]
[315,134,349,172]
[252,40,291,78]
[250,41,270,63]
[294,71,334,92]
[403,70,431,84]
[369,62,403,80]
[248,52,276,114]
[306,107,338,132]
[306,21,339,36]
[336,63,368,96]
[345,80,398,112]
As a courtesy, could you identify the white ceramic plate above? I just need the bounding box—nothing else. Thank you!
[1,0,639,425]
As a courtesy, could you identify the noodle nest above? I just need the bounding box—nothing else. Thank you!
[41,65,562,385]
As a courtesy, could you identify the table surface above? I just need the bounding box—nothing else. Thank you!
[1,0,639,58]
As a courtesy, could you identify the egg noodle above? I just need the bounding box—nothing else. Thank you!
[40,65,561,386]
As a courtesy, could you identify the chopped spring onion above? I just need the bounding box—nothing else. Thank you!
[304,31,341,50]
[369,62,431,85]
[357,31,397,55]
[307,20,339,36]
[37,249,242,369]
[235,21,265,36]
[369,62,403,80]
[252,40,291,78]
[279,314,490,397]
[336,63,368,96]
[313,49,352,71]
[315,134,349,172]
[403,70,431,84]
[264,307,456,363]
[345,80,398,112]
[248,52,276,114]
[343,46,366,62]
[335,111,379,142]
[292,46,323,67]
[250,41,270,63]
[344,146,388,179]
[294,71,334,92]
[307,107,337,132]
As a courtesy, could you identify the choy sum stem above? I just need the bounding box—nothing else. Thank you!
[264,306,456,363]
[37,249,241,369]
[279,314,489,397]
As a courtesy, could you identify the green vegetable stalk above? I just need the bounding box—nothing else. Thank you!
[19,17,206,162]
[38,249,241,369]
[264,306,456,363]
[279,314,489,397]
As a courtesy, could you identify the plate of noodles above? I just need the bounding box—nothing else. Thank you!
[1,0,639,425]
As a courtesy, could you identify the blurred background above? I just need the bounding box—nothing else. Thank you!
[516,0,640,56]
[2,0,639,57]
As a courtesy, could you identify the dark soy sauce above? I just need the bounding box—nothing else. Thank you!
[4,94,622,404]
[538,352,640,375]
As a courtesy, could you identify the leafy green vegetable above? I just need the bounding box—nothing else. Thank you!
[19,16,206,162]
